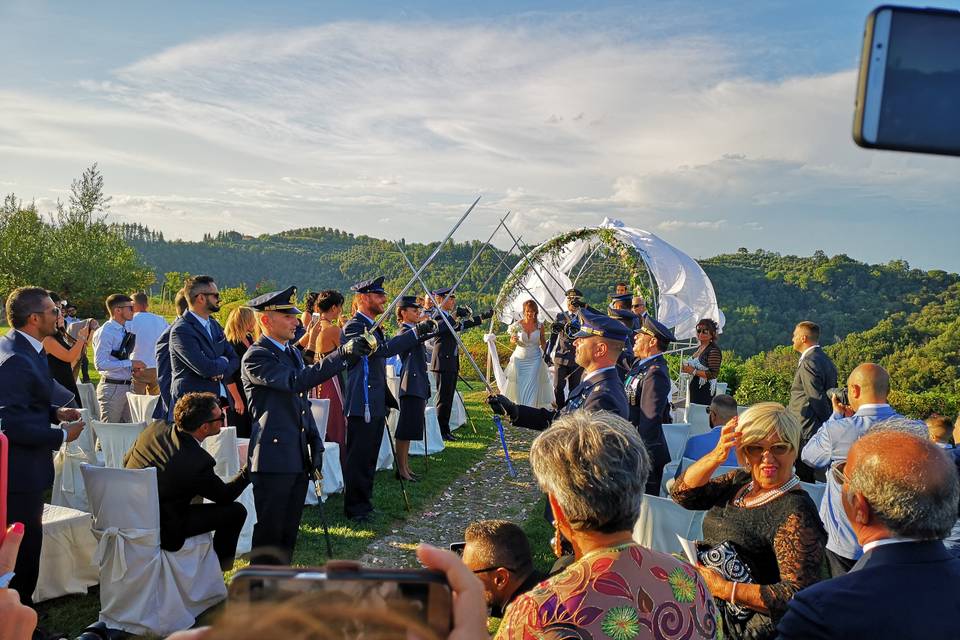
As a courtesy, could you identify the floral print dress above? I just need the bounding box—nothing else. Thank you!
[495,542,718,640]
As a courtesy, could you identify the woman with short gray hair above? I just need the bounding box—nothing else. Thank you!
[495,410,718,640]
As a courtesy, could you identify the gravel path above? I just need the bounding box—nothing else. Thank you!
[359,423,541,567]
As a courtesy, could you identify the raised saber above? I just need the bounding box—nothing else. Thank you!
[500,222,568,314]
[365,195,481,342]
[394,242,517,477]
[435,213,509,311]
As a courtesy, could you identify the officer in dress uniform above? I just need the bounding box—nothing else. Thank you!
[394,296,429,482]
[625,316,676,495]
[544,288,585,409]
[428,287,493,441]
[342,277,436,522]
[608,307,639,383]
[241,286,371,563]
[488,308,630,430]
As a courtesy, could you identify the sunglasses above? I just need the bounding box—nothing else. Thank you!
[696,328,712,334]
[742,442,792,458]
[471,566,517,575]
[33,307,60,316]
[831,461,849,486]
[201,291,220,299]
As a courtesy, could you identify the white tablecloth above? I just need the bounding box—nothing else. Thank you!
[34,504,99,603]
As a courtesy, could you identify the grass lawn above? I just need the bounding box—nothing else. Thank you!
[35,386,500,637]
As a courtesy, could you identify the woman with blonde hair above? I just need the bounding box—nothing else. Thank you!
[225,306,259,437]
[671,402,826,639]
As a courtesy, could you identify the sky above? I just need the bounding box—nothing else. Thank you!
[2,1,958,271]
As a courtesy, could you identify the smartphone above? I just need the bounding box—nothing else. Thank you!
[0,431,8,545]
[449,541,466,556]
[229,563,452,636]
[853,5,960,156]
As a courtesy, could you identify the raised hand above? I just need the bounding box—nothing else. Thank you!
[711,416,741,465]
[339,336,373,359]
[414,318,437,339]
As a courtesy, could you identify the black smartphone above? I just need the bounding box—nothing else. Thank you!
[449,541,466,555]
[229,563,452,637]
[853,5,960,156]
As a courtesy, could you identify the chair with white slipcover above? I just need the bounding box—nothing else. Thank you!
[52,408,101,511]
[126,392,160,424]
[80,465,227,636]
[76,382,100,421]
[93,420,147,468]
[633,495,706,557]
[201,427,257,554]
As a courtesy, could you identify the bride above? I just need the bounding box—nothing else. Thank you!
[503,299,554,409]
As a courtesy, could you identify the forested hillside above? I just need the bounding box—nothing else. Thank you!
[122,225,958,359]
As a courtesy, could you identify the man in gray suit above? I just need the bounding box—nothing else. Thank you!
[788,320,837,481]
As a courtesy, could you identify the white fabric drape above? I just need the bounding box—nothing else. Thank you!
[495,219,724,340]
[483,333,508,392]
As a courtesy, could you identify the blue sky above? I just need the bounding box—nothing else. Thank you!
[2,1,958,270]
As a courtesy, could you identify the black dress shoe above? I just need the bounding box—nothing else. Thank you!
[442,433,457,442]
[347,512,373,524]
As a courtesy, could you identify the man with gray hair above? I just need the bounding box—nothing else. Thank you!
[800,363,924,576]
[777,430,960,639]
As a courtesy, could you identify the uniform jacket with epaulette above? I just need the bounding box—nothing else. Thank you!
[342,312,419,418]
[512,366,629,431]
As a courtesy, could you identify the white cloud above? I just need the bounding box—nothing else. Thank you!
[0,16,957,269]
[657,219,728,231]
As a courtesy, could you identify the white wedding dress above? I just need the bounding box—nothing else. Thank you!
[503,322,554,409]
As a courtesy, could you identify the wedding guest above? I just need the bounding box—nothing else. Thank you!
[224,306,259,438]
[43,291,90,407]
[312,290,348,451]
[671,402,826,639]
[496,410,717,639]
[682,318,722,406]
[127,291,169,395]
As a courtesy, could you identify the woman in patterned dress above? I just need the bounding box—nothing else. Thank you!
[496,410,719,640]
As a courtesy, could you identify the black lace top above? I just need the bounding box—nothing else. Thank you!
[672,469,827,639]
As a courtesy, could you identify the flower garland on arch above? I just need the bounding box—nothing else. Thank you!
[491,226,655,317]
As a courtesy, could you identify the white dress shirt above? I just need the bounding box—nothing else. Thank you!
[92,320,133,380]
[126,311,169,368]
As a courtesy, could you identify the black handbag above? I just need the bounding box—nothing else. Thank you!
[697,540,755,622]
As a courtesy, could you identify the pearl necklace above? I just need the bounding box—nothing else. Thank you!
[733,475,801,509]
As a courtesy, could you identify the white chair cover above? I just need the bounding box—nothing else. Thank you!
[377,428,394,470]
[715,382,729,396]
[201,427,256,554]
[738,405,750,416]
[52,409,101,511]
[663,423,691,463]
[426,370,466,430]
[800,481,827,507]
[409,406,446,456]
[126,393,160,424]
[304,441,345,505]
[201,426,240,479]
[633,495,706,557]
[77,382,100,421]
[661,457,740,498]
[81,465,227,636]
[94,421,148,468]
[309,399,330,442]
[33,504,99,603]
[685,402,711,436]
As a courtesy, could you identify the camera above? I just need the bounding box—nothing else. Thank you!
[110,332,136,361]
[827,387,849,406]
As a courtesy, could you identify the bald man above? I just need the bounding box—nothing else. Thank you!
[778,431,960,640]
[801,363,926,576]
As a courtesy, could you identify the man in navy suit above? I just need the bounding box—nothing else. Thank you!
[544,289,585,409]
[777,430,960,639]
[0,287,85,606]
[488,308,630,430]
[788,320,838,481]
[241,286,372,563]
[169,275,239,421]
[152,289,188,423]
[342,277,435,522]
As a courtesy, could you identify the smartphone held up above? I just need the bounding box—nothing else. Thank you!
[854,5,960,156]
[228,562,453,637]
